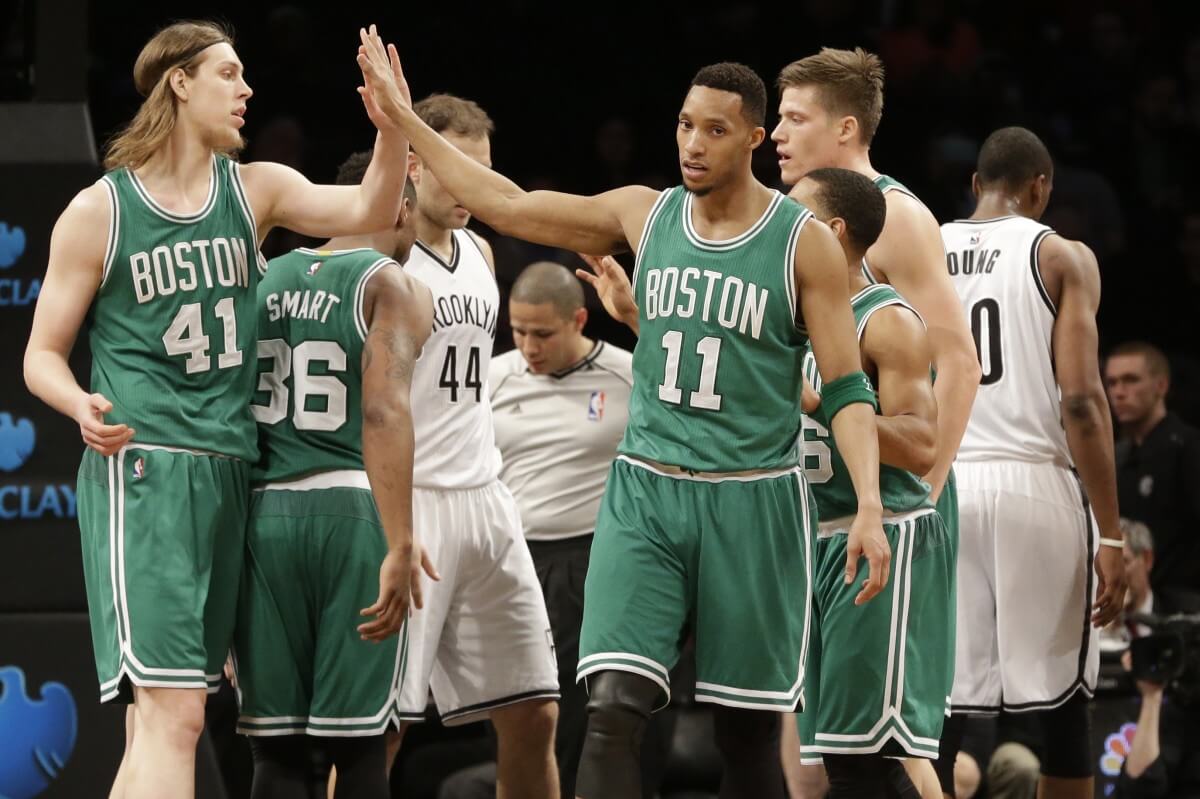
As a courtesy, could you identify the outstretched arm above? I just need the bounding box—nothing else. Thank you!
[24,183,135,455]
[796,220,888,604]
[358,266,434,641]
[1044,235,1126,626]
[384,73,657,253]
[866,193,980,499]
[242,26,411,241]
[863,306,938,476]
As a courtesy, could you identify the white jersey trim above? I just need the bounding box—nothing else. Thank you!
[354,257,400,341]
[632,188,673,290]
[99,176,120,289]
[255,469,371,492]
[682,190,784,252]
[127,154,219,224]
[784,209,813,331]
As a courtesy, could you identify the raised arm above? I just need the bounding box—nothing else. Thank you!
[388,91,657,254]
[24,183,135,455]
[796,220,888,603]
[357,266,434,641]
[1043,235,1126,626]
[866,193,980,499]
[242,26,411,241]
[862,306,938,476]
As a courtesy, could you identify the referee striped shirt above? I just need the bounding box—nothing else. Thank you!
[489,341,634,541]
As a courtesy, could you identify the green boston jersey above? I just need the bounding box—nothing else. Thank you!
[251,247,398,484]
[801,283,932,518]
[619,186,812,472]
[92,155,260,461]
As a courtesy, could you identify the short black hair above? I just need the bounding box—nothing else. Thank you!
[802,168,887,255]
[691,62,767,127]
[336,149,416,206]
[976,127,1054,190]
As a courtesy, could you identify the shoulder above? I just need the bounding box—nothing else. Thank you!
[490,348,524,376]
[462,229,495,270]
[65,181,114,226]
[1039,233,1099,288]
[595,342,635,383]
[879,189,941,241]
[863,301,928,355]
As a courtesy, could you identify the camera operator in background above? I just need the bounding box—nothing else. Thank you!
[1116,517,1200,798]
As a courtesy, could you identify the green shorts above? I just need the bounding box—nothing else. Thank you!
[76,445,249,703]
[937,468,958,709]
[578,457,815,711]
[798,509,954,761]
[233,483,408,737]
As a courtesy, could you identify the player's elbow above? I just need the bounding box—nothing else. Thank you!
[1060,390,1106,431]
[362,397,411,430]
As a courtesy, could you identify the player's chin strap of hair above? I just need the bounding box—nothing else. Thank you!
[821,370,879,420]
[1099,537,1125,548]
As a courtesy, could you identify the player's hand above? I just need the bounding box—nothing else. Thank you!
[409,537,440,611]
[356,25,411,131]
[576,253,639,333]
[801,378,821,414]
[1093,539,1127,627]
[845,509,889,605]
[223,655,237,689]
[359,545,413,642]
[74,392,134,456]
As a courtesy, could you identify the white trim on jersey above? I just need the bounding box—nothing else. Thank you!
[255,469,371,492]
[230,161,259,251]
[353,258,400,341]
[127,154,219,223]
[682,190,784,252]
[615,454,802,483]
[100,176,120,289]
[783,209,812,331]
[632,188,673,290]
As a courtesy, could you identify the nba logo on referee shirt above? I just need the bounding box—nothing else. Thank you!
[132,458,145,480]
[587,391,605,421]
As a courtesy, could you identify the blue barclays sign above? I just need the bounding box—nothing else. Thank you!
[0,665,78,799]
[0,414,76,520]
[0,221,39,307]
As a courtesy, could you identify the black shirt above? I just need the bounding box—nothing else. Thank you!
[1116,412,1200,594]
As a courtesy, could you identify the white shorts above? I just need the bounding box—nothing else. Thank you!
[396,480,559,726]
[951,459,1099,714]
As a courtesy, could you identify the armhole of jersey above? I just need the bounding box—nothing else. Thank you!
[1030,228,1057,317]
[99,176,120,290]
[256,250,269,277]
[802,349,821,393]
[785,209,812,333]
[860,257,881,285]
[230,161,260,248]
[631,188,673,291]
[857,296,925,344]
[355,257,400,341]
[460,228,493,271]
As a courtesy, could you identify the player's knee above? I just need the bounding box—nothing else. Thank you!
[711,707,779,763]
[135,687,206,747]
[584,671,659,749]
[1037,694,1092,778]
[494,697,558,747]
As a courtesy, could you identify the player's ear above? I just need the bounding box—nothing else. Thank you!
[169,67,189,102]
[748,125,765,149]
[837,115,858,145]
[574,306,588,332]
[971,172,982,199]
[407,152,422,185]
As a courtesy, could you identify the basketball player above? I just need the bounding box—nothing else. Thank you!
[579,171,947,798]
[794,169,951,798]
[232,151,433,798]
[391,94,561,799]
[385,60,889,799]
[772,49,981,794]
[941,127,1126,799]
[23,21,412,799]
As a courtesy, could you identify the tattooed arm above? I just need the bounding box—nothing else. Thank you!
[357,265,434,642]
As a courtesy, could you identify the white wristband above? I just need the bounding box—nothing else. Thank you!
[1099,537,1124,549]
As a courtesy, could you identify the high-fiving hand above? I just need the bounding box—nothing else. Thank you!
[576,253,639,333]
[355,24,412,132]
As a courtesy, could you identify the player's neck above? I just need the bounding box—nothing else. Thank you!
[848,272,871,296]
[319,231,390,255]
[136,130,214,198]
[690,175,773,238]
[840,149,878,180]
[1127,404,1167,445]
[415,213,454,261]
[971,192,1026,221]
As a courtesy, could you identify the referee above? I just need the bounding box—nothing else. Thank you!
[490,261,634,799]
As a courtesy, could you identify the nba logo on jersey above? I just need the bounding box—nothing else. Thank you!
[969,232,980,246]
[132,458,145,480]
[587,391,605,421]
[307,261,323,276]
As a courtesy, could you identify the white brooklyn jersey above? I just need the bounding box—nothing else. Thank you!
[942,216,1071,466]
[405,229,502,488]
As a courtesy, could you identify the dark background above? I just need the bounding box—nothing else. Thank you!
[1,1,1198,796]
